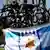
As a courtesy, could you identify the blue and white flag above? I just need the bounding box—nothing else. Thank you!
[3,24,50,50]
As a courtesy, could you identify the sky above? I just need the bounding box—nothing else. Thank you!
[0,0,50,9]
[46,0,50,8]
[0,0,3,9]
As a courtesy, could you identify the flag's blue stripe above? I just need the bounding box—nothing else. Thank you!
[5,32,19,40]
[37,26,50,39]
[42,48,46,50]
[37,26,50,50]
[37,26,50,33]
[41,46,50,50]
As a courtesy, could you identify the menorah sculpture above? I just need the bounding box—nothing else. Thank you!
[0,0,50,28]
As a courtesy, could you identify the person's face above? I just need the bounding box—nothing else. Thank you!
[8,0,16,5]
[12,0,16,5]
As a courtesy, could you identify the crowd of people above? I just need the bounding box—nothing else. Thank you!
[0,0,50,28]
